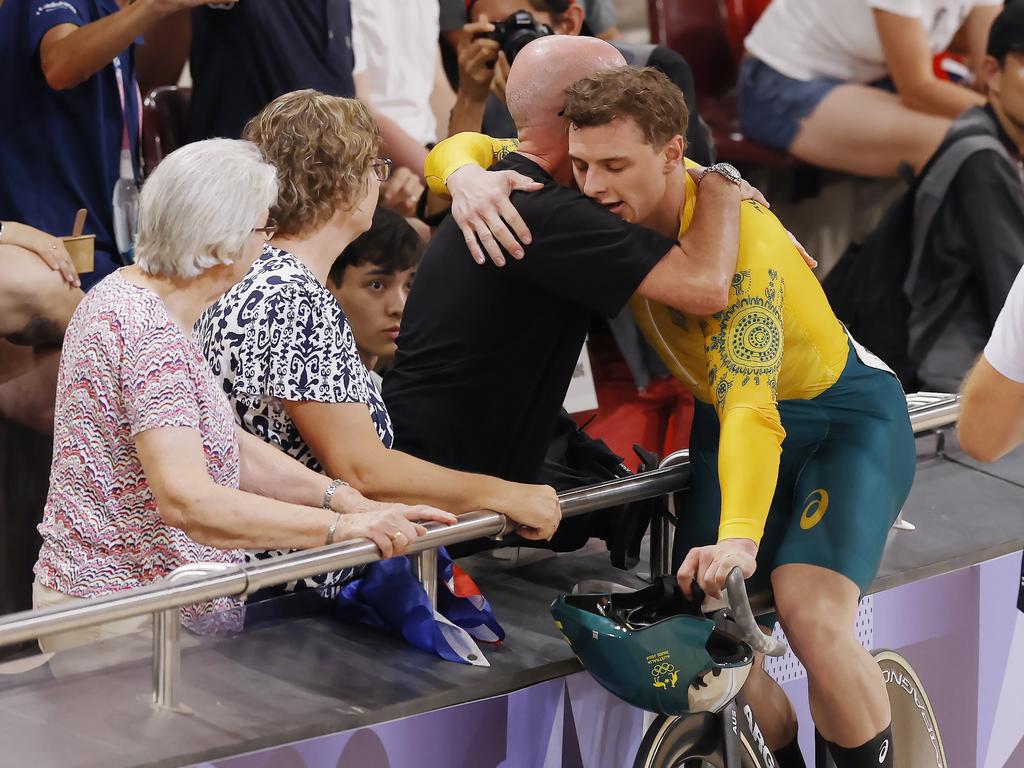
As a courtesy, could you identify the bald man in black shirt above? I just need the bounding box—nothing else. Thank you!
[385,36,743,486]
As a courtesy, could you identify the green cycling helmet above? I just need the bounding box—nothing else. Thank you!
[550,577,754,715]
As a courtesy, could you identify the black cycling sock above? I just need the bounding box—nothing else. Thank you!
[826,724,894,768]
[772,735,808,768]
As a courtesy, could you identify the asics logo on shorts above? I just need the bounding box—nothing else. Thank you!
[878,738,889,762]
[799,488,829,530]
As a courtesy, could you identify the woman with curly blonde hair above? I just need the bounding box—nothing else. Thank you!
[195,90,560,599]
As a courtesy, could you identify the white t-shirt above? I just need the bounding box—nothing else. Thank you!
[351,0,440,146]
[745,0,999,83]
[984,266,1024,383]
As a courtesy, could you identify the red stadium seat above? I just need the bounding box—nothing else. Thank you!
[141,86,192,177]
[646,0,795,168]
[723,0,773,60]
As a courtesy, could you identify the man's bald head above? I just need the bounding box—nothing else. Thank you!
[506,36,626,131]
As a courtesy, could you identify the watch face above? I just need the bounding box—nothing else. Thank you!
[717,163,742,183]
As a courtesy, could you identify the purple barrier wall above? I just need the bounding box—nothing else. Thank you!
[196,554,1023,768]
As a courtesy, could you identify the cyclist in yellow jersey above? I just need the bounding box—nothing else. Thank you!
[425,65,915,768]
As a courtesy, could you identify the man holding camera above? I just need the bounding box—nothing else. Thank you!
[443,0,713,166]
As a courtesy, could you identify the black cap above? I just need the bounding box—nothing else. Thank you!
[988,2,1024,59]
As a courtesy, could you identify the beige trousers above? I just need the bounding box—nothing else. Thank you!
[32,580,150,653]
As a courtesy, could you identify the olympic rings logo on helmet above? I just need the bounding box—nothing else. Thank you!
[550,579,755,716]
[651,662,677,677]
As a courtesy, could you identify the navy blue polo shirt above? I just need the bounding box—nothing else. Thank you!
[188,0,357,141]
[0,0,140,289]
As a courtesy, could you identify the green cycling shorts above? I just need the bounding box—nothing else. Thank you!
[673,342,917,597]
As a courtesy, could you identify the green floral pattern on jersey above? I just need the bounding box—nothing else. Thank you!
[705,269,785,411]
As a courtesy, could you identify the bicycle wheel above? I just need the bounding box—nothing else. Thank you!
[873,649,948,768]
[634,713,770,768]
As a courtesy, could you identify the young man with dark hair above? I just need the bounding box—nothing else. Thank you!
[956,0,1024,622]
[910,3,1024,389]
[327,207,422,374]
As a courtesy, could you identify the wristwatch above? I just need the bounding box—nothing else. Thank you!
[697,162,743,187]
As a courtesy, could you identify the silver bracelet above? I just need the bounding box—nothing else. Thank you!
[322,478,349,510]
[325,512,342,546]
[0,221,5,244]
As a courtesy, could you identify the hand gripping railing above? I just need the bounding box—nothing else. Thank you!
[0,468,696,710]
[0,392,960,711]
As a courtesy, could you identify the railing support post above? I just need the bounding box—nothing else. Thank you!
[652,450,690,580]
[649,496,674,579]
[412,548,438,610]
[151,562,243,712]
[152,606,180,710]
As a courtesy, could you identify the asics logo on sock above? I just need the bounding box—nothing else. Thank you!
[878,739,889,762]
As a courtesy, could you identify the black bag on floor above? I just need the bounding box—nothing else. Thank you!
[531,409,634,554]
[447,410,665,568]
[534,414,669,570]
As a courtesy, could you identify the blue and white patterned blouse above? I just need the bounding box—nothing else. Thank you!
[195,244,393,592]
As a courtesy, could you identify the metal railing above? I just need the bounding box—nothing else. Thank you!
[0,392,960,711]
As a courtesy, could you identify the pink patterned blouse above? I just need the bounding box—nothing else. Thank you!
[35,272,243,605]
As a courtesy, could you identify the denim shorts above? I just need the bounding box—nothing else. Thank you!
[736,56,844,152]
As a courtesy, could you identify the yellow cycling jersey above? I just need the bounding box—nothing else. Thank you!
[630,165,850,543]
[423,133,852,544]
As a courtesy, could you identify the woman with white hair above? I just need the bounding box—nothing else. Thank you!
[33,139,454,653]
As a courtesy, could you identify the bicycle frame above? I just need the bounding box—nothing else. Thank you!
[634,571,784,768]
[722,696,776,768]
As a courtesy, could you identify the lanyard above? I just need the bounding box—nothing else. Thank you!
[112,56,142,158]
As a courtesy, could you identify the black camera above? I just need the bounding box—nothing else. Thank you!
[477,10,554,64]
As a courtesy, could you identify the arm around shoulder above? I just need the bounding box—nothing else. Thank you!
[637,175,741,316]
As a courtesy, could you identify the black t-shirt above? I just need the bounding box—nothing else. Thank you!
[383,153,675,483]
[187,0,356,141]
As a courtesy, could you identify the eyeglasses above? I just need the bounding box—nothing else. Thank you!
[252,218,278,241]
[372,158,393,182]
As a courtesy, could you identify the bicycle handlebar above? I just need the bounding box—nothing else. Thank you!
[724,568,789,658]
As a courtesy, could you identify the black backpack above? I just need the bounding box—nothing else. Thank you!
[824,116,1009,388]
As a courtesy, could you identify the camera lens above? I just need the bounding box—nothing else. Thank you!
[503,29,548,64]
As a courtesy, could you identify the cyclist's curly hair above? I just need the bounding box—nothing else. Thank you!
[562,66,689,147]
[243,89,381,238]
